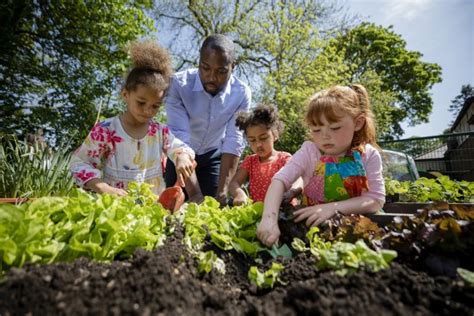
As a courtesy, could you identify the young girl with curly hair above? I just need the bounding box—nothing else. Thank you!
[229,104,302,205]
[70,41,195,196]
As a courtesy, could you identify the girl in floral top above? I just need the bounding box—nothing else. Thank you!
[257,84,386,247]
[229,104,302,205]
[70,41,195,196]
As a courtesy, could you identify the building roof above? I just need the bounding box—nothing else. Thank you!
[415,143,447,159]
[451,96,474,132]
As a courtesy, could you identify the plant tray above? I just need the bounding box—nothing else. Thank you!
[366,213,414,226]
[383,202,474,214]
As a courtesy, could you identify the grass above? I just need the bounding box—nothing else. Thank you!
[0,136,75,198]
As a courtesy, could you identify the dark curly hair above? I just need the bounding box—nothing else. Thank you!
[124,40,173,92]
[235,104,284,136]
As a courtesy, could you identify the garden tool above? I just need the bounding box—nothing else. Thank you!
[158,161,197,213]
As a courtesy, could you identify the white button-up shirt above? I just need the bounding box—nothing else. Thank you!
[165,68,251,156]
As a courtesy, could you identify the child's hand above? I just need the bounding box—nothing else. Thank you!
[232,190,248,206]
[103,187,128,196]
[282,187,302,204]
[293,204,336,227]
[175,154,196,187]
[86,179,127,196]
[257,218,280,247]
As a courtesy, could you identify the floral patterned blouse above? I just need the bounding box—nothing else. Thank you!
[70,116,195,195]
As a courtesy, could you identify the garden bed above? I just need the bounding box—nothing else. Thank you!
[1,224,473,315]
[1,189,473,315]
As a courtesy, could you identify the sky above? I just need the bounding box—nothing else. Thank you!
[344,0,474,138]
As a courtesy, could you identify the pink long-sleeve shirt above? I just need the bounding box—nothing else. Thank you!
[273,141,385,204]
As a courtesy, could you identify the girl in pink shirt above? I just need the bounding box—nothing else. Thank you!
[229,104,302,205]
[257,84,386,247]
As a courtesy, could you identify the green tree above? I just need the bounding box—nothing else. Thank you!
[154,0,351,152]
[153,3,442,151]
[326,23,442,139]
[449,84,474,119]
[0,0,154,146]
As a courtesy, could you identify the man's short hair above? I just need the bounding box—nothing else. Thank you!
[200,34,236,63]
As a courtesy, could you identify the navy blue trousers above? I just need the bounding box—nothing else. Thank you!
[164,148,221,198]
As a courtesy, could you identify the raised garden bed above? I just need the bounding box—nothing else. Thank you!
[1,225,473,315]
[1,192,473,315]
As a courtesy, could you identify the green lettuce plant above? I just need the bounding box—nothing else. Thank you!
[182,198,265,257]
[248,262,285,289]
[292,227,397,276]
[0,183,169,273]
[385,176,474,203]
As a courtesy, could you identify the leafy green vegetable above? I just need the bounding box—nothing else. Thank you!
[182,198,265,257]
[0,183,169,273]
[196,250,225,275]
[385,176,474,203]
[293,227,397,276]
[248,262,285,289]
[457,268,474,285]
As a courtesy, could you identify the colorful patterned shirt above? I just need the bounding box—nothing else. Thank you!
[70,116,194,195]
[273,142,385,205]
[240,151,292,202]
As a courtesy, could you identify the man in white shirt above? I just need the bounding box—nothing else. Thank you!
[165,34,251,205]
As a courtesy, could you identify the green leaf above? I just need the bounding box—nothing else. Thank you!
[457,268,474,285]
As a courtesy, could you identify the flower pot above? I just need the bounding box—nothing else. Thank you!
[0,198,30,204]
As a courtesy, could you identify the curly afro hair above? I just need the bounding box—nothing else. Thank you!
[124,40,173,92]
[235,103,284,136]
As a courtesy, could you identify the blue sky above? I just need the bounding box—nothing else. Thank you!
[344,0,474,138]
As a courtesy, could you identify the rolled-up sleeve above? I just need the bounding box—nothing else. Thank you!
[165,77,191,146]
[221,86,251,156]
[165,129,195,164]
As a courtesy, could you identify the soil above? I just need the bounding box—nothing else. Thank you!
[1,225,473,316]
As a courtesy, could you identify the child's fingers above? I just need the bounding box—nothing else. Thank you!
[293,207,311,222]
[313,216,326,227]
[306,214,318,227]
[183,161,197,177]
[293,206,310,216]
[266,234,279,247]
[177,173,185,187]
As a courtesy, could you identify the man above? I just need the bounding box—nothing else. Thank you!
[165,34,251,205]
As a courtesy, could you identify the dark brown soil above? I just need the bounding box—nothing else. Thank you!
[1,226,473,316]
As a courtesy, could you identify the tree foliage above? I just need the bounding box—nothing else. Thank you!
[0,0,154,146]
[1,1,444,151]
[154,2,442,150]
[154,0,352,152]
[449,84,474,119]
[326,23,442,138]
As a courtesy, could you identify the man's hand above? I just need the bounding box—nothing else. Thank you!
[216,191,228,207]
[188,192,204,204]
